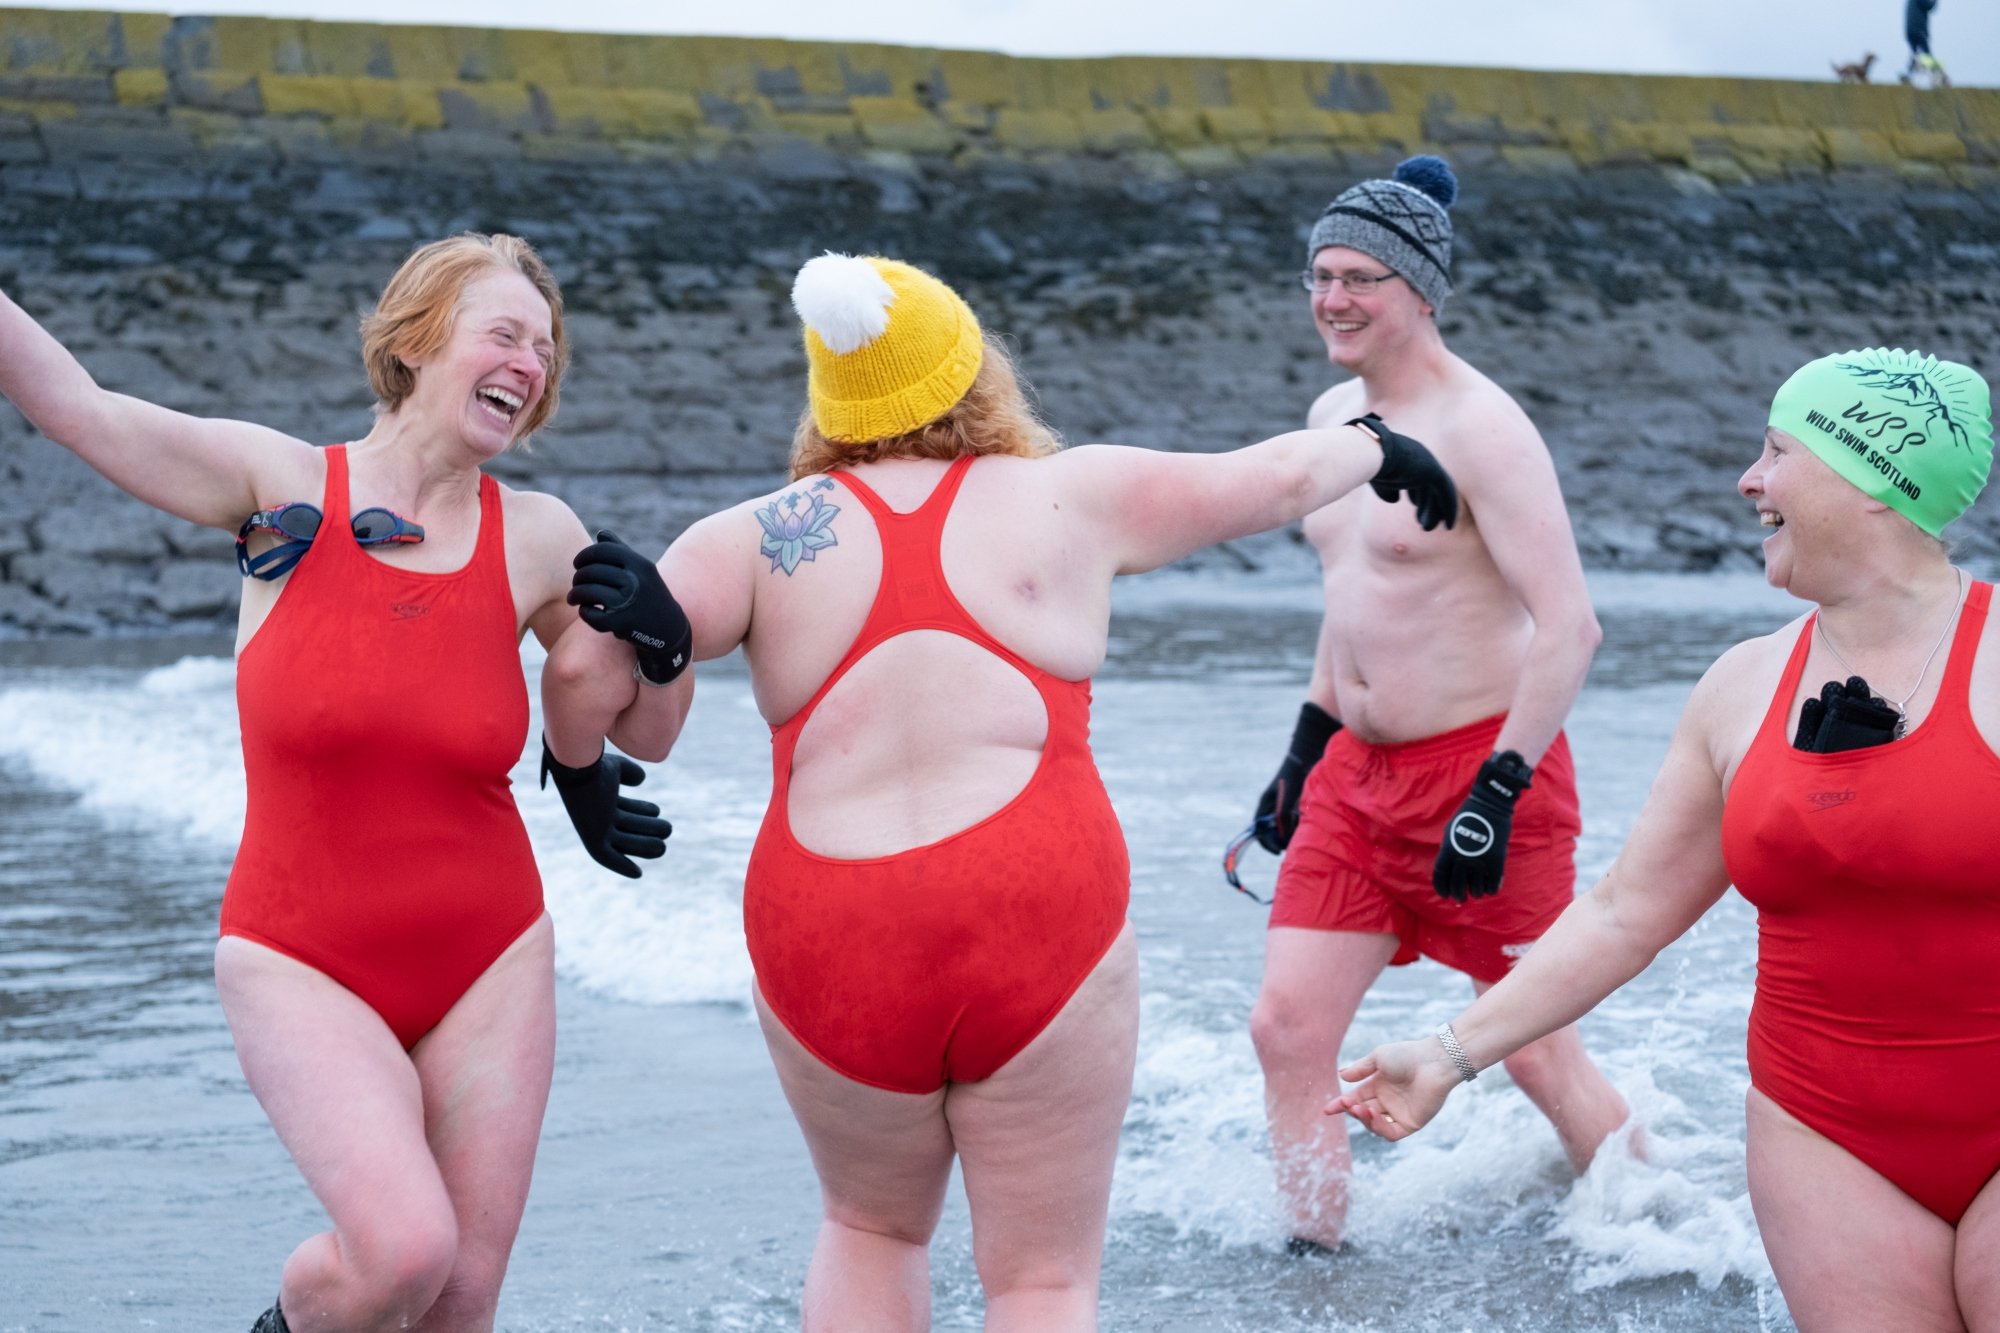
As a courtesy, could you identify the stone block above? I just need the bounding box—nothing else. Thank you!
[1497,144,1580,174]
[1350,112,1423,151]
[1720,123,1825,173]
[1201,106,1269,149]
[849,96,952,153]
[1892,129,1967,164]
[169,69,261,114]
[259,73,357,118]
[39,118,201,162]
[1263,106,1347,146]
[1598,120,1693,165]
[347,78,445,130]
[538,84,633,136]
[435,80,537,133]
[992,108,1084,153]
[113,68,168,107]
[1078,107,1150,152]
[621,89,701,138]
[1141,105,1207,148]
[1819,126,1897,171]
[145,558,239,618]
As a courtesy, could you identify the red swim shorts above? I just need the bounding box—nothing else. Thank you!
[1270,713,1582,983]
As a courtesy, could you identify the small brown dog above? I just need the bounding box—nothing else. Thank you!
[1834,53,1877,83]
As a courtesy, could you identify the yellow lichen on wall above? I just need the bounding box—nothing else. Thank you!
[0,6,1992,176]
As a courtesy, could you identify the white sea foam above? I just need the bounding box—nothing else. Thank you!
[0,648,765,1007]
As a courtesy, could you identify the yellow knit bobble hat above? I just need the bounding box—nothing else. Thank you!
[792,253,984,444]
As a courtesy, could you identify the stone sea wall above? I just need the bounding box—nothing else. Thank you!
[1,8,1997,632]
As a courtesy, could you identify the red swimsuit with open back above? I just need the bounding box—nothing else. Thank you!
[221,445,544,1050]
[1722,581,2000,1224]
[743,456,1130,1094]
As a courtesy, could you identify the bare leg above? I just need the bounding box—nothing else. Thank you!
[1955,1171,2000,1328]
[1470,977,1629,1174]
[1745,1088,1965,1332]
[948,923,1139,1333]
[1249,927,1397,1248]
[411,916,556,1332]
[217,919,555,1333]
[755,986,954,1333]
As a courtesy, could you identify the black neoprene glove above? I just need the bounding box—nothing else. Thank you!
[540,737,673,879]
[1348,413,1459,532]
[1793,676,1901,754]
[1433,750,1534,903]
[568,529,692,685]
[1254,702,1341,853]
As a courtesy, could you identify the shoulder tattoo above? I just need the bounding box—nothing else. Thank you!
[756,478,841,576]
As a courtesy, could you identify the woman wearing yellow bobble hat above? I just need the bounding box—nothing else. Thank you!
[1333,348,2000,1329]
[548,251,1454,1328]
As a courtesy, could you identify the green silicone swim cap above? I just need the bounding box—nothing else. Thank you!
[1768,348,1992,537]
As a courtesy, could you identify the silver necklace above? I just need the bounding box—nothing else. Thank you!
[1813,567,1965,739]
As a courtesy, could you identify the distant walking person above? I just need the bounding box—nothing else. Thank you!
[1246,155,1629,1254]
[1903,0,1950,86]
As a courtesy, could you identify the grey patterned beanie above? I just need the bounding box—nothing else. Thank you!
[1306,155,1458,310]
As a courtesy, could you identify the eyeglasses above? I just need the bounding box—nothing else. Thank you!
[1299,268,1402,296]
[1222,819,1274,905]
[236,502,426,581]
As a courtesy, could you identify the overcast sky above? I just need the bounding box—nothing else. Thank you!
[35,0,2000,88]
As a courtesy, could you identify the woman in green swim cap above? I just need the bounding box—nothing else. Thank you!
[1327,347,2000,1330]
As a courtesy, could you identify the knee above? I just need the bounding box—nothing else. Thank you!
[823,1202,934,1250]
[1499,1032,1576,1102]
[347,1210,460,1323]
[1250,990,1330,1069]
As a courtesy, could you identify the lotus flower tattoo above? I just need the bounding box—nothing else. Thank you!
[757,480,841,575]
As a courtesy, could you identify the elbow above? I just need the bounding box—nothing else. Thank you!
[1578,609,1604,659]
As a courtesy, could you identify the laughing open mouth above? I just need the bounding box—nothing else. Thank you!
[478,387,524,423]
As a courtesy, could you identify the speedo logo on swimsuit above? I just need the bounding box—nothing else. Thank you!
[390,602,431,620]
[1500,942,1535,962]
[1806,789,1857,812]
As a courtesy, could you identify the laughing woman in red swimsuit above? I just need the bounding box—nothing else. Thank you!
[1332,348,1998,1332]
[0,235,683,1332]
[546,253,1457,1330]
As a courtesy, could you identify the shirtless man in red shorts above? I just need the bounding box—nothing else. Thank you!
[1247,155,1630,1251]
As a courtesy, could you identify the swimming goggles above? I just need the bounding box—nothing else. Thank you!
[236,501,425,580]
[1221,818,1275,905]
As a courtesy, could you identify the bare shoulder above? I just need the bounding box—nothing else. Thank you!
[1440,362,1549,462]
[497,482,589,551]
[1307,379,1365,429]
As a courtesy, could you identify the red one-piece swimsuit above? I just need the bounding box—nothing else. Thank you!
[222,445,544,1049]
[1722,581,2000,1224]
[743,455,1130,1094]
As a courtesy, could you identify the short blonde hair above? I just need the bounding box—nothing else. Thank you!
[359,233,570,440]
[789,335,1061,479]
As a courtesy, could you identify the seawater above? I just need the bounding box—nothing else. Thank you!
[0,571,1808,1331]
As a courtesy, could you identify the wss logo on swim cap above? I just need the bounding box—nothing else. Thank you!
[1447,811,1495,857]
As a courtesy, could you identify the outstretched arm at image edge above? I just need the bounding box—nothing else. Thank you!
[1333,664,1741,1137]
[0,289,311,526]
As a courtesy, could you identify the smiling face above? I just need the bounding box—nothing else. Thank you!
[1738,426,1867,595]
[360,234,570,449]
[400,270,556,457]
[1307,245,1431,374]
